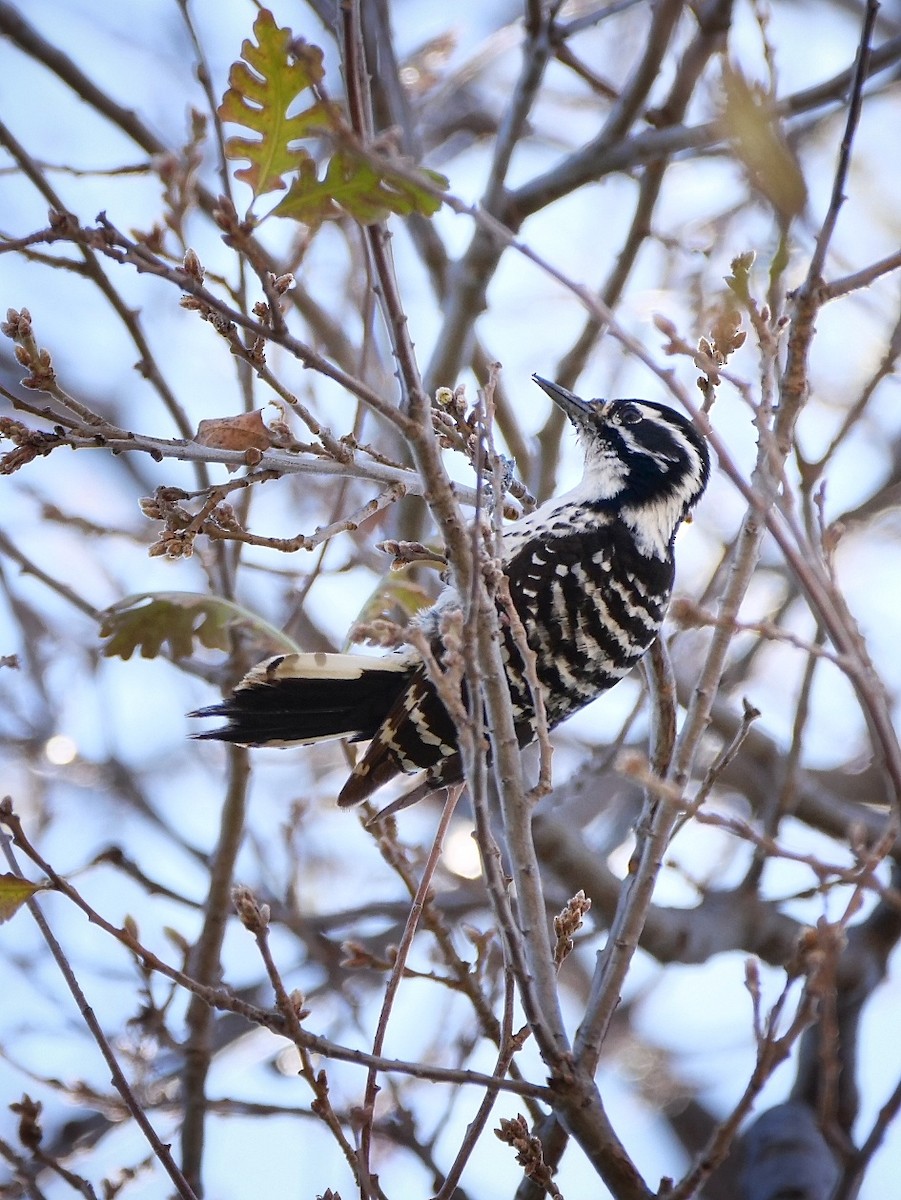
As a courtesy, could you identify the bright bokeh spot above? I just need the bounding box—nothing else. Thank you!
[443,823,481,879]
[44,734,78,765]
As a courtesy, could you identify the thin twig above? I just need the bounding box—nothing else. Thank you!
[181,746,249,1191]
[573,638,679,1065]
[434,966,524,1200]
[359,787,461,1183]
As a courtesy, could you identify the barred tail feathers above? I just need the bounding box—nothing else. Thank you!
[190,652,414,748]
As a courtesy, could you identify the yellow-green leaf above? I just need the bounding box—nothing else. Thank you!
[218,10,339,198]
[0,874,45,924]
[348,574,435,643]
[99,592,301,661]
[721,65,807,223]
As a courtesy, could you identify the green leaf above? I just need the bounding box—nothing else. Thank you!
[273,150,447,226]
[0,874,45,924]
[218,10,339,198]
[98,592,300,662]
[218,8,448,224]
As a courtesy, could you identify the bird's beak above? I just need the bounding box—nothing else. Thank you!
[532,374,593,423]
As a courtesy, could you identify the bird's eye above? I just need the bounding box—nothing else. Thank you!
[617,403,642,426]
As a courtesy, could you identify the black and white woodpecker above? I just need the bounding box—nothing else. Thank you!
[192,376,710,809]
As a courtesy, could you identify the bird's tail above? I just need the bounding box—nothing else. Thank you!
[190,652,415,748]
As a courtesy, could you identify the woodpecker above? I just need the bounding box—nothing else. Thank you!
[192,376,710,809]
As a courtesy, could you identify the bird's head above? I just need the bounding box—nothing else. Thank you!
[532,374,710,517]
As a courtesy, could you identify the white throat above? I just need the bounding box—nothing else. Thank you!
[581,448,630,499]
[621,467,700,558]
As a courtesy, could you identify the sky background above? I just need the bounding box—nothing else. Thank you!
[3,1,901,1196]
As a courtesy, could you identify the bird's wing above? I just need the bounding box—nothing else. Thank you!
[337,665,462,806]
